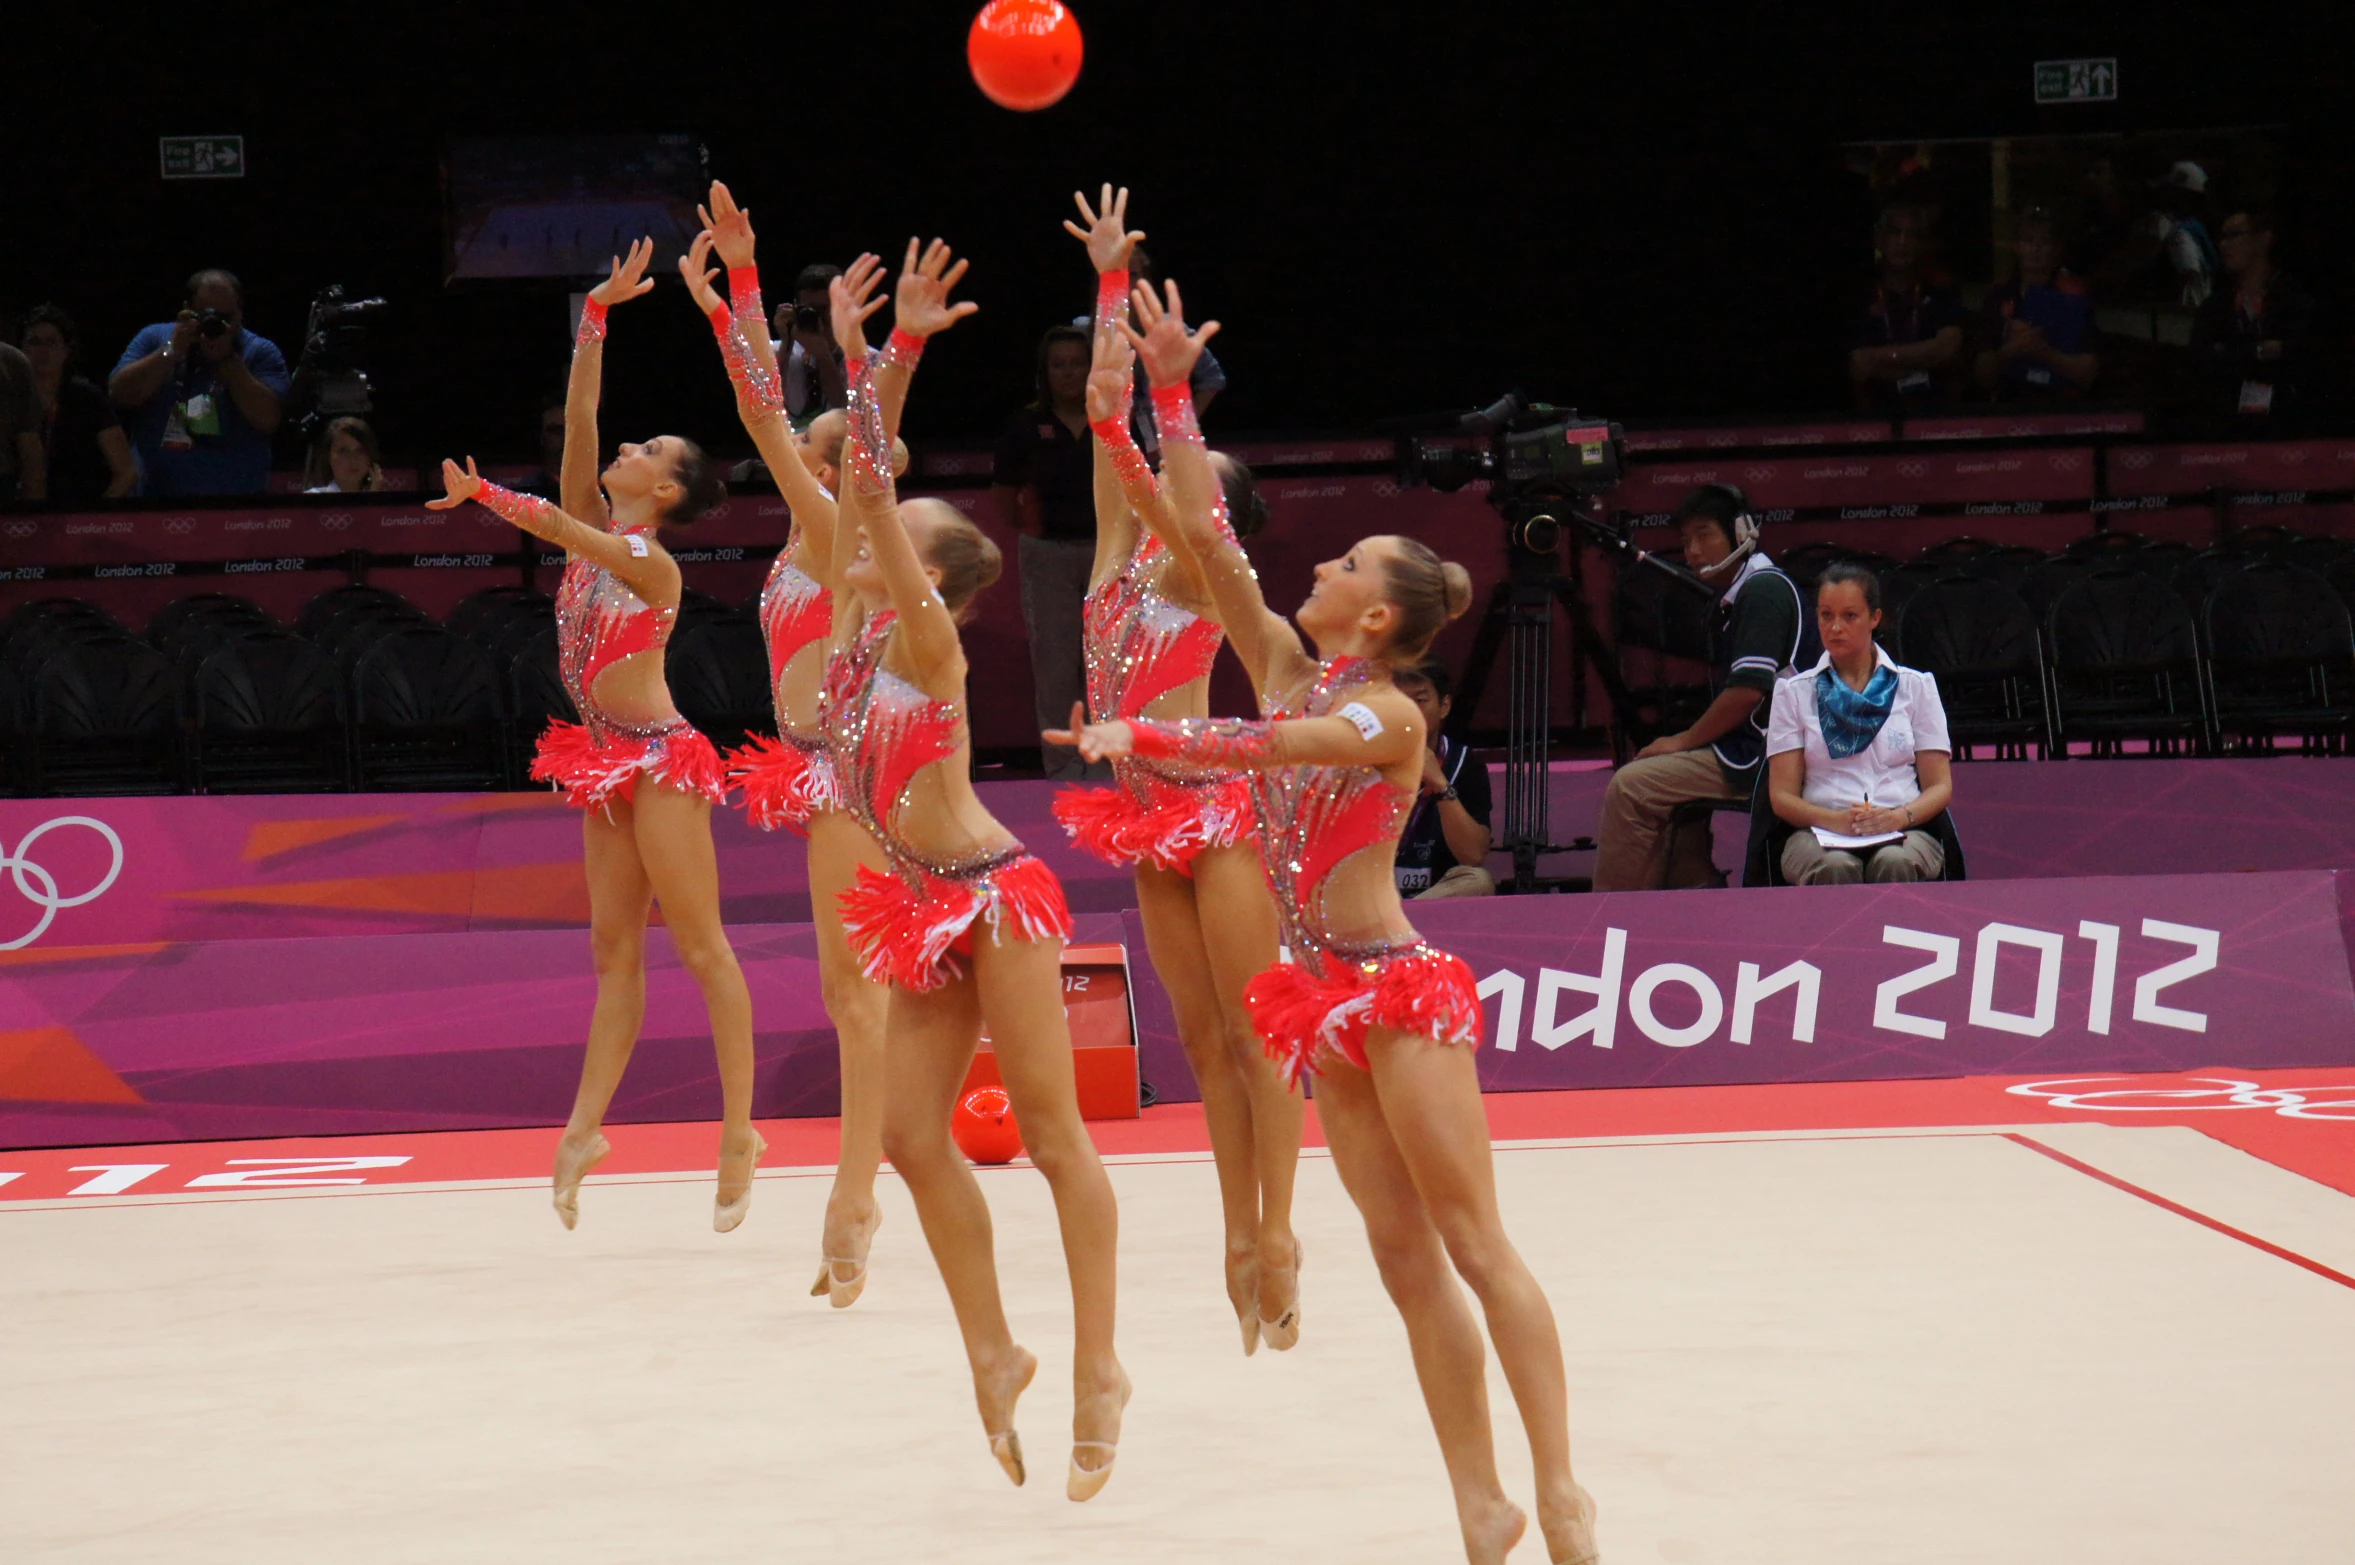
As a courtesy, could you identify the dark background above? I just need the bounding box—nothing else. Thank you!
[8,0,2349,465]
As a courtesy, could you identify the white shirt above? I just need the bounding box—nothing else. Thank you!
[1766,646,1951,813]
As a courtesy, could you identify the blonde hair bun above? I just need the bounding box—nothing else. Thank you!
[1441,562,1473,621]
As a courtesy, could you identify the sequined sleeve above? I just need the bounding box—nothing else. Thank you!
[878,327,926,374]
[844,350,893,498]
[706,302,783,421]
[1127,715,1281,772]
[472,481,564,541]
[726,266,764,331]
[1150,381,1201,449]
[1090,408,1155,507]
[575,297,607,350]
[1093,267,1131,339]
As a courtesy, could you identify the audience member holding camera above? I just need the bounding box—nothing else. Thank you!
[1593,484,1808,892]
[108,269,289,497]
[1392,658,1496,898]
[769,263,849,423]
[1765,563,1952,885]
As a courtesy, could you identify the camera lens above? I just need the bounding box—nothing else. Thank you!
[197,311,229,340]
[794,303,824,333]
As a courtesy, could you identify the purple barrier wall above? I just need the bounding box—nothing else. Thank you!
[0,912,1132,1152]
[13,758,2355,953]
[1411,873,2355,1093]
[7,869,2347,1151]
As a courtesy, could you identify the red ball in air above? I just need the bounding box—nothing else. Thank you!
[952,1087,1025,1165]
[968,0,1084,112]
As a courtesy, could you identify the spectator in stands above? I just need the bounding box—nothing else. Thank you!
[1975,209,2099,401]
[993,323,1099,778]
[1849,204,1965,413]
[1594,484,1809,892]
[1392,658,1495,898]
[771,263,848,423]
[109,269,289,496]
[0,334,45,503]
[2150,161,2220,308]
[303,415,386,493]
[1766,563,1952,885]
[2190,208,2317,428]
[20,306,134,504]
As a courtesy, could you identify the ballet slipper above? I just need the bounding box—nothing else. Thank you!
[713,1126,767,1233]
[551,1130,609,1231]
[1547,1485,1601,1565]
[1258,1237,1303,1352]
[1227,1245,1261,1356]
[812,1205,881,1308]
[1065,1368,1132,1503]
[981,1347,1038,1487]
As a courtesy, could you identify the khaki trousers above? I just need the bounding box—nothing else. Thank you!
[1412,863,1498,900]
[1780,829,1945,885]
[1592,749,1745,893]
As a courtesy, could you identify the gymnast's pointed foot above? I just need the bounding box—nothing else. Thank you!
[979,1345,1038,1486]
[1543,1485,1600,1565]
[1461,1493,1526,1565]
[713,1124,767,1233]
[1066,1363,1132,1502]
[551,1128,610,1230]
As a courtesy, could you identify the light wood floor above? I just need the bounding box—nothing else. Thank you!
[4,1123,2350,1563]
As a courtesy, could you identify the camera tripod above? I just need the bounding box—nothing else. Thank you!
[1445,496,1708,891]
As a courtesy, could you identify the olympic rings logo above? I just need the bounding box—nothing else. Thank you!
[1,817,126,951]
[2008,1076,2355,1123]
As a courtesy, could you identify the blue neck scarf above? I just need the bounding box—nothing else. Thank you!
[1815,664,1899,758]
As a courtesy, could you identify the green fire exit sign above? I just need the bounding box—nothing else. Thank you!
[2034,59,2117,103]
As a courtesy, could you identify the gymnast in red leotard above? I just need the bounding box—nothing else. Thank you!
[1052,279,1602,1565]
[819,238,1128,1504]
[679,186,898,1306]
[1048,186,1305,1355]
[426,237,766,1240]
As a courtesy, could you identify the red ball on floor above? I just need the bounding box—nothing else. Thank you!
[953,1087,1025,1165]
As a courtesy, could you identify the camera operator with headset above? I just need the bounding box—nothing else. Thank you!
[109,268,290,497]
[1592,482,1810,892]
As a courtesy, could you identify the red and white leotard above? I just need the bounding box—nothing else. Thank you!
[528,524,728,811]
[1051,403,1253,874]
[826,609,1072,991]
[822,343,1072,991]
[729,550,840,833]
[701,268,844,834]
[1128,656,1482,1082]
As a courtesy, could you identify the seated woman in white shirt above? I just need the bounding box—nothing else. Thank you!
[1765,561,1953,885]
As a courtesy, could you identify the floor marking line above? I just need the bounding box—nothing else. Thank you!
[2004,1132,2355,1294]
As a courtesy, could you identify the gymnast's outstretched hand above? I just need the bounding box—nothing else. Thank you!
[1120,279,1220,388]
[893,238,980,339]
[589,237,658,309]
[829,253,888,358]
[427,456,486,510]
[1043,702,1135,764]
[1065,183,1145,275]
[700,182,757,269]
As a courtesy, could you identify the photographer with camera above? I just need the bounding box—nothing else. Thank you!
[1592,483,1809,892]
[769,263,850,422]
[108,269,290,496]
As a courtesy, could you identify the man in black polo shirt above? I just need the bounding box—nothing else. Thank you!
[1392,659,1496,898]
[1593,484,1808,891]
